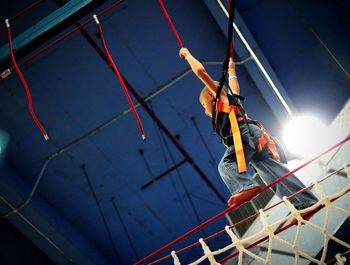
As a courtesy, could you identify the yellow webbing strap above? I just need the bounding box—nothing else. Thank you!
[228,110,247,173]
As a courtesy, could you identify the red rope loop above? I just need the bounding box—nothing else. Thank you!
[6,20,49,140]
[94,15,146,140]
[158,0,183,48]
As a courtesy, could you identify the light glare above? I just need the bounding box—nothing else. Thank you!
[283,115,326,157]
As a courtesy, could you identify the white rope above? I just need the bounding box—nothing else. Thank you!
[259,209,273,265]
[346,164,350,178]
[170,182,350,265]
[335,253,346,265]
[225,225,266,265]
[200,238,220,265]
[171,251,181,265]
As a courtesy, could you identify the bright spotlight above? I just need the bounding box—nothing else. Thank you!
[283,115,327,158]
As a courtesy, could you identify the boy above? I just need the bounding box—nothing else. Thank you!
[179,47,318,212]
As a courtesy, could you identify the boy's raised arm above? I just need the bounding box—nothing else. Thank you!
[179,48,218,96]
[228,58,240,95]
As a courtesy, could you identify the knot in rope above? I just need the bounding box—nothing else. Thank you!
[283,196,302,219]
[259,209,274,236]
[323,230,331,238]
[315,182,326,198]
[292,245,299,253]
[345,164,350,178]
[171,251,181,265]
[336,253,346,265]
[198,238,220,265]
[225,226,244,250]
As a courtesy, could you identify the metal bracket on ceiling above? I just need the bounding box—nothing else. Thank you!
[0,69,11,80]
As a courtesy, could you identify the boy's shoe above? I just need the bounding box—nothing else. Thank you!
[227,187,261,208]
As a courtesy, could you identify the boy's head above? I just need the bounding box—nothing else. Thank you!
[199,86,215,117]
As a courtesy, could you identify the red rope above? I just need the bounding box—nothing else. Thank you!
[6,20,48,140]
[158,0,183,48]
[227,0,234,58]
[229,41,234,58]
[0,0,46,28]
[95,16,145,140]
[135,135,350,265]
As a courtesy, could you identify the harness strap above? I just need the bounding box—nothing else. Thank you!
[217,101,239,114]
[216,101,247,173]
[229,110,247,173]
[255,121,280,161]
[213,0,236,116]
[216,102,281,170]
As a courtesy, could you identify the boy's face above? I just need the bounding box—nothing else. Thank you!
[199,90,214,117]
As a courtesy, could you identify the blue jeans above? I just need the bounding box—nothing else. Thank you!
[218,123,318,209]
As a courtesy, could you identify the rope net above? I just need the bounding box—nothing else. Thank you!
[137,134,350,265]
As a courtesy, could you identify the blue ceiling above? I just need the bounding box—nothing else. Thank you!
[0,0,349,264]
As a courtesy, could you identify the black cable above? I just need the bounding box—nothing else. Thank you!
[111,197,139,260]
[138,149,155,180]
[159,132,207,238]
[148,105,207,238]
[81,164,120,263]
[191,116,218,166]
[148,101,196,226]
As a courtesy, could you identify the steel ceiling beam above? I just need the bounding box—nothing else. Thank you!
[0,0,108,70]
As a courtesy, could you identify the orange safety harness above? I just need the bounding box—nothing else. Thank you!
[214,100,280,173]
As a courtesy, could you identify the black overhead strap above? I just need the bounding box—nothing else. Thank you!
[212,0,241,130]
[214,0,236,105]
[212,0,253,137]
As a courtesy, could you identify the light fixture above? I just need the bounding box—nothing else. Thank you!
[283,115,327,158]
